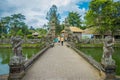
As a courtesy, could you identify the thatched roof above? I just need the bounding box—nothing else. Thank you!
[83,27,96,34]
[32,32,39,36]
[61,30,66,33]
[69,26,83,33]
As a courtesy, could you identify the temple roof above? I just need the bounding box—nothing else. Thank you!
[69,26,83,33]
[61,30,66,33]
[32,32,39,36]
[83,27,96,34]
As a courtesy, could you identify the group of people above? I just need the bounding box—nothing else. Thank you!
[53,36,64,46]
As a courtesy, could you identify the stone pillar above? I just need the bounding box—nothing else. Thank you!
[103,65,116,80]
[64,18,70,41]
[9,59,25,80]
[51,26,55,39]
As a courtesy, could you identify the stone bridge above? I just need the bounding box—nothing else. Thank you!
[21,43,104,80]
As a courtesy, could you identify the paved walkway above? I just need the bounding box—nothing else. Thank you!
[22,43,103,80]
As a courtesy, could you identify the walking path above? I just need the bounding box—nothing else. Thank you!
[22,43,103,80]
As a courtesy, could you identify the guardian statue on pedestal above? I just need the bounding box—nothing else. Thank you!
[10,36,25,65]
[102,36,115,65]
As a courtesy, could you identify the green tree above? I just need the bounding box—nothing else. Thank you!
[16,29,23,36]
[110,1,120,35]
[67,12,82,28]
[36,28,47,36]
[0,13,29,38]
[85,0,120,37]
[0,16,11,38]
[46,5,61,35]
[10,13,26,34]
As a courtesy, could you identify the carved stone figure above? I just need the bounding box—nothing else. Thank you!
[10,36,25,65]
[11,36,23,57]
[102,36,115,65]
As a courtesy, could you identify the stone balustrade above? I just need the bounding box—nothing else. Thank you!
[24,46,50,71]
[66,43,106,78]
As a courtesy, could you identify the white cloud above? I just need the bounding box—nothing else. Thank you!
[0,0,89,28]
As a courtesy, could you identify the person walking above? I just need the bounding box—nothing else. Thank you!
[60,37,64,46]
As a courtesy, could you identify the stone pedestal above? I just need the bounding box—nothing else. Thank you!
[8,64,25,80]
[103,65,116,80]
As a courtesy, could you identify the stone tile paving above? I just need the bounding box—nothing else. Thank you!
[22,43,104,80]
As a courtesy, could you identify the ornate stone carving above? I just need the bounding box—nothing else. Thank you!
[10,36,25,65]
[102,36,115,65]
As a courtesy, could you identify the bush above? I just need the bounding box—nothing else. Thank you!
[38,36,42,39]
[27,34,34,39]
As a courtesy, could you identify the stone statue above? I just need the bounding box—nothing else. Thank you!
[11,36,23,57]
[102,36,115,65]
[10,36,25,65]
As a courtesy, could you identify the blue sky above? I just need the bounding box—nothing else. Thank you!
[0,0,90,28]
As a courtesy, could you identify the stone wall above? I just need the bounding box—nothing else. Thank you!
[0,39,42,44]
[1,39,120,44]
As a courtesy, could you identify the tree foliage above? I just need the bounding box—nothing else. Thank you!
[0,16,11,36]
[85,0,120,36]
[36,28,47,36]
[46,5,61,35]
[67,12,82,28]
[0,13,29,38]
[10,14,27,35]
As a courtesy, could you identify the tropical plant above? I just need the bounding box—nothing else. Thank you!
[67,12,82,28]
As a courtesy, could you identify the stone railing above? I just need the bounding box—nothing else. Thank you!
[24,45,50,71]
[66,43,105,78]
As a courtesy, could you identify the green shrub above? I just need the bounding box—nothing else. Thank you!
[27,34,34,39]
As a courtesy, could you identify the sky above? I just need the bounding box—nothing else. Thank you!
[0,0,118,28]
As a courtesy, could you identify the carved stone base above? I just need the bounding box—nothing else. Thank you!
[103,65,116,80]
[8,64,25,80]
[101,58,115,66]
